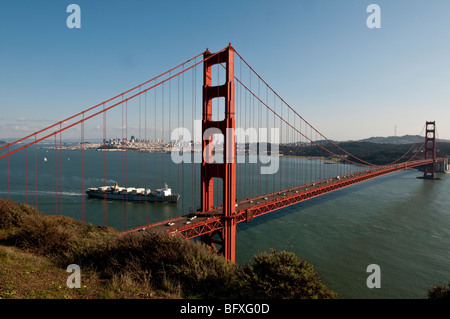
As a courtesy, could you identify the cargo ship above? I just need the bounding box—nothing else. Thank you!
[86,183,180,203]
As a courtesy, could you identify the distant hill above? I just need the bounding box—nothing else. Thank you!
[357,135,423,144]
[356,135,450,145]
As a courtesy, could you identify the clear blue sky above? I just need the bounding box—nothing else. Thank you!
[1,0,449,141]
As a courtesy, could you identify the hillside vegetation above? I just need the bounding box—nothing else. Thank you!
[280,141,450,165]
[0,199,337,299]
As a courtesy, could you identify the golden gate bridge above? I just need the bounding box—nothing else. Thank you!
[0,44,446,262]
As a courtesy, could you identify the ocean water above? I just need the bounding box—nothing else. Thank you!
[1,148,449,298]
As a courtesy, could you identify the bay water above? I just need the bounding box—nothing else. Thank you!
[1,148,449,298]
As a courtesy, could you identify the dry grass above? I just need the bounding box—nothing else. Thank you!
[0,244,173,299]
[0,245,96,299]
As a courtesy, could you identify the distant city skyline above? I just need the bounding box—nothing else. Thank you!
[1,0,450,141]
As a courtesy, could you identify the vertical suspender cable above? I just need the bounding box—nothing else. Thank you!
[238,58,242,199]
[250,71,254,198]
[121,95,124,187]
[191,66,195,211]
[25,147,28,205]
[287,106,290,188]
[280,101,283,190]
[257,78,261,196]
[54,133,57,215]
[169,72,172,194]
[34,134,38,209]
[139,88,142,188]
[7,145,10,200]
[181,67,185,214]
[125,100,128,229]
[273,94,276,193]
[121,96,125,229]
[138,88,142,224]
[154,79,158,214]
[103,103,107,226]
[247,64,250,194]
[177,73,180,217]
[264,84,267,194]
[144,91,148,221]
[60,125,63,215]
[162,82,165,188]
[194,59,197,211]
[81,115,85,223]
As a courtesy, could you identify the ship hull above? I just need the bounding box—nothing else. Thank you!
[86,190,180,203]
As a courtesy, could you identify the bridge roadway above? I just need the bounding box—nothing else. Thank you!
[122,158,439,239]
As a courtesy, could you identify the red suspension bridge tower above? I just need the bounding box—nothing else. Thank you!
[200,45,237,262]
[423,121,437,179]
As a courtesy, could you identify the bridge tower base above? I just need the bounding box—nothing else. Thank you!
[200,45,236,262]
[436,157,448,173]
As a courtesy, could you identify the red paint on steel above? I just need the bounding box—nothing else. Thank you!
[200,45,237,262]
[423,121,436,179]
[125,159,439,240]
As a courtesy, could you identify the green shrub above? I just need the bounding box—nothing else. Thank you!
[0,199,117,264]
[9,214,76,258]
[81,231,240,298]
[0,199,40,229]
[239,249,337,299]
